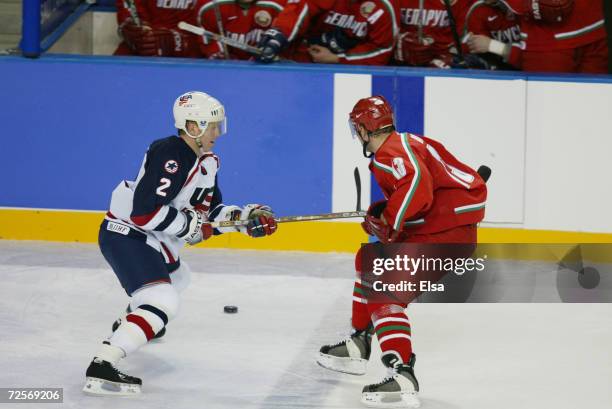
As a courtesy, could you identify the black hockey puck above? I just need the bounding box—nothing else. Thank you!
[224,305,238,313]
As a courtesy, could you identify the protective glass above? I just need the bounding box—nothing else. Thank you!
[203,118,228,136]
[348,119,359,139]
[217,117,228,135]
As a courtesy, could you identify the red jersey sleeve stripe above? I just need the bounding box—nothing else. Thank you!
[131,206,161,226]
[392,133,422,231]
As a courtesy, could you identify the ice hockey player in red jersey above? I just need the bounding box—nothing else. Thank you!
[394,0,468,68]
[256,0,400,65]
[82,91,277,396]
[317,96,487,408]
[460,0,523,69]
[499,0,608,73]
[115,0,202,57]
[195,0,286,59]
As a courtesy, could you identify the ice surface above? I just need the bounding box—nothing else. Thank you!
[0,241,611,409]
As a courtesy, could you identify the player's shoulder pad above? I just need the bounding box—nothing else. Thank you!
[147,136,198,178]
[375,133,420,181]
[201,153,221,172]
[362,0,396,26]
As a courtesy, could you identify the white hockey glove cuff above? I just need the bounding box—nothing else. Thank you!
[176,208,212,245]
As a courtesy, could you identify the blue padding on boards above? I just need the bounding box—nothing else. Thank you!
[0,59,333,216]
[370,75,425,203]
[394,76,424,135]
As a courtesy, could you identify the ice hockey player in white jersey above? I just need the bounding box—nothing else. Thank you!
[83,91,278,396]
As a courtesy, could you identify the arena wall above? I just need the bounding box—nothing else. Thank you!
[1,55,611,251]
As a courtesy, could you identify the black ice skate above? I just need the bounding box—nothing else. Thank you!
[317,328,372,375]
[111,305,166,339]
[361,354,420,408]
[83,358,142,396]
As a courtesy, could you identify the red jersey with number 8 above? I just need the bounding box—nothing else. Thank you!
[370,132,487,235]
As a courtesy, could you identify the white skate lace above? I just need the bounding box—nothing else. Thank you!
[372,368,398,387]
[328,337,351,348]
[99,360,137,382]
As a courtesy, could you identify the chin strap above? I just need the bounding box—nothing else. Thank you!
[194,136,202,147]
[184,126,206,153]
[361,135,373,158]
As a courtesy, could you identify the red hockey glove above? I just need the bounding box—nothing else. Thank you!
[136,28,188,57]
[247,214,278,237]
[119,21,158,56]
[120,21,194,57]
[395,32,437,66]
[151,29,197,57]
[362,214,396,243]
[361,200,396,242]
[241,204,278,238]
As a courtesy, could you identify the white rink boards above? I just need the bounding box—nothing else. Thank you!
[0,241,611,409]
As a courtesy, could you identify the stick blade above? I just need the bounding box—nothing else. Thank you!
[178,21,203,35]
[354,167,362,211]
[477,165,492,183]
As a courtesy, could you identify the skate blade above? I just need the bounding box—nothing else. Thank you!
[316,352,367,375]
[83,377,142,396]
[361,391,421,408]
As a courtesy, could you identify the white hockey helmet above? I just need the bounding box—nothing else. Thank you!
[173,91,227,140]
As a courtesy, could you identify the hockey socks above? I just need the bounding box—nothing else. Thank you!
[352,278,371,330]
[109,304,169,355]
[370,304,412,364]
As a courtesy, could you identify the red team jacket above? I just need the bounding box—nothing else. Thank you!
[462,1,521,44]
[460,0,523,67]
[501,0,606,51]
[395,0,467,65]
[371,132,486,236]
[271,0,400,65]
[116,0,197,26]
[196,0,286,59]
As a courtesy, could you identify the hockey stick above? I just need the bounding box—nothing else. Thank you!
[178,22,263,56]
[477,165,491,183]
[210,211,367,228]
[211,0,230,59]
[210,165,491,229]
[354,167,362,211]
[442,0,465,62]
[124,0,142,27]
[417,0,424,43]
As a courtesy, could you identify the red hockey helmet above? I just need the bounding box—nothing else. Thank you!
[349,95,395,137]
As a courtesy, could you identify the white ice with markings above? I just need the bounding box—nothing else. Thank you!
[0,241,611,409]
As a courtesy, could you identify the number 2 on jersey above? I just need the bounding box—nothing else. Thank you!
[156,178,171,197]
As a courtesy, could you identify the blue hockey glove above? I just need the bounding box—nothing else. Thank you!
[257,29,288,63]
